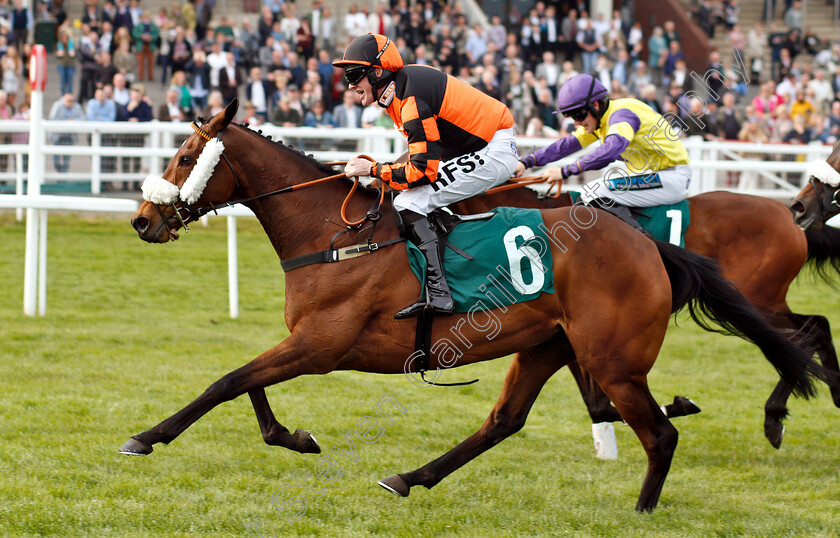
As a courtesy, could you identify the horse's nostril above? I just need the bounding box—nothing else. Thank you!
[789,201,805,216]
[132,216,150,234]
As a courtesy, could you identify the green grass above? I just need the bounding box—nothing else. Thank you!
[1,212,840,537]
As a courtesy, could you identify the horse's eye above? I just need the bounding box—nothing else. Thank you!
[179,156,193,166]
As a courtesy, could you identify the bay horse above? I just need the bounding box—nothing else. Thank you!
[456,181,840,448]
[126,101,824,512]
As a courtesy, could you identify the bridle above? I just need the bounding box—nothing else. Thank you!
[808,175,840,220]
[145,122,386,238]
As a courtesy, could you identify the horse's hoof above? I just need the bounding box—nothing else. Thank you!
[294,429,321,454]
[119,437,153,456]
[765,423,785,449]
[378,474,410,497]
[673,395,701,416]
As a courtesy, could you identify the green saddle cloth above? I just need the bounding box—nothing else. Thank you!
[567,191,690,247]
[407,207,555,313]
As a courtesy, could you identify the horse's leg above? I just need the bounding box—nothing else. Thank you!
[378,336,568,497]
[595,374,678,512]
[568,360,701,424]
[764,312,840,448]
[120,334,330,455]
[567,359,622,423]
[803,314,840,406]
[248,388,321,453]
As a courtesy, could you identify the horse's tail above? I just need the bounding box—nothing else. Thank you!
[805,226,840,286]
[654,239,825,399]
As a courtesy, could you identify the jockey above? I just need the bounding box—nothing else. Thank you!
[335,33,519,319]
[515,73,692,234]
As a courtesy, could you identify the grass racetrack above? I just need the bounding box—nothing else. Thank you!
[1,212,840,537]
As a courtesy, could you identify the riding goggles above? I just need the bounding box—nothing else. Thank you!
[563,107,590,122]
[344,65,371,86]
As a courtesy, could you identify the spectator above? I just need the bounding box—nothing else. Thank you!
[169,70,194,119]
[716,92,744,139]
[245,66,272,121]
[576,19,601,75]
[11,99,28,172]
[746,22,766,84]
[647,26,666,82]
[344,4,366,39]
[0,90,13,172]
[304,99,334,127]
[662,40,686,86]
[505,69,533,130]
[258,5,276,44]
[55,29,76,96]
[241,101,264,126]
[48,93,85,173]
[124,84,153,122]
[822,100,840,143]
[790,88,815,120]
[272,95,303,126]
[803,27,821,57]
[683,98,717,141]
[82,2,103,35]
[95,51,119,91]
[784,1,802,30]
[729,24,745,59]
[121,84,152,180]
[86,87,117,122]
[132,10,159,82]
[724,0,740,30]
[187,50,211,112]
[561,9,579,63]
[627,61,651,97]
[535,50,560,94]
[639,84,663,113]
[206,41,228,89]
[808,69,833,111]
[487,14,506,52]
[10,0,31,51]
[203,90,225,117]
[169,26,193,77]
[112,72,131,112]
[77,30,100,103]
[333,89,363,128]
[86,87,118,175]
[157,88,185,122]
[784,113,812,144]
[662,20,679,47]
[218,51,242,105]
[1,45,21,107]
[752,80,781,119]
[296,17,314,60]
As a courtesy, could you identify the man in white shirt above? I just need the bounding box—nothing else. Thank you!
[344,4,367,39]
[206,41,228,90]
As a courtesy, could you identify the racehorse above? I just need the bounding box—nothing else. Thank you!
[125,101,824,511]
[456,182,840,448]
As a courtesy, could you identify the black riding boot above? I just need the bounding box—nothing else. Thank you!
[394,211,455,319]
[587,197,653,239]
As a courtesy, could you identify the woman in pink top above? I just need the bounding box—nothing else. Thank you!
[752,81,780,120]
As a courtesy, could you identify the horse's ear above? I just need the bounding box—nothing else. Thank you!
[223,98,239,127]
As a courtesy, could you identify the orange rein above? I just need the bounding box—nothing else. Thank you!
[302,158,560,226]
[483,175,564,198]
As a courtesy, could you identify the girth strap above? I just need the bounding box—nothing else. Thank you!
[280,237,406,272]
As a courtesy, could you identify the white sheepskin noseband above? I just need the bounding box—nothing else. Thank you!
[141,138,225,205]
[807,160,840,187]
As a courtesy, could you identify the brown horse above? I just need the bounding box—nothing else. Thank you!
[456,183,840,448]
[125,101,824,512]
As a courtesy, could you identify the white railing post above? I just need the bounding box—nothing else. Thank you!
[15,147,23,221]
[23,50,45,317]
[227,216,239,319]
[38,210,47,316]
[91,130,101,194]
[149,127,161,177]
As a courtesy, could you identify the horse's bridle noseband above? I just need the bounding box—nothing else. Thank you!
[808,175,840,220]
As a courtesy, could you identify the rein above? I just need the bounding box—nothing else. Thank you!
[484,175,563,198]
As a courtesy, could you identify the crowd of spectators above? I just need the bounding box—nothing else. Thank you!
[4,0,840,176]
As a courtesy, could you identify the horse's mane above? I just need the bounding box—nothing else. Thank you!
[196,116,341,177]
